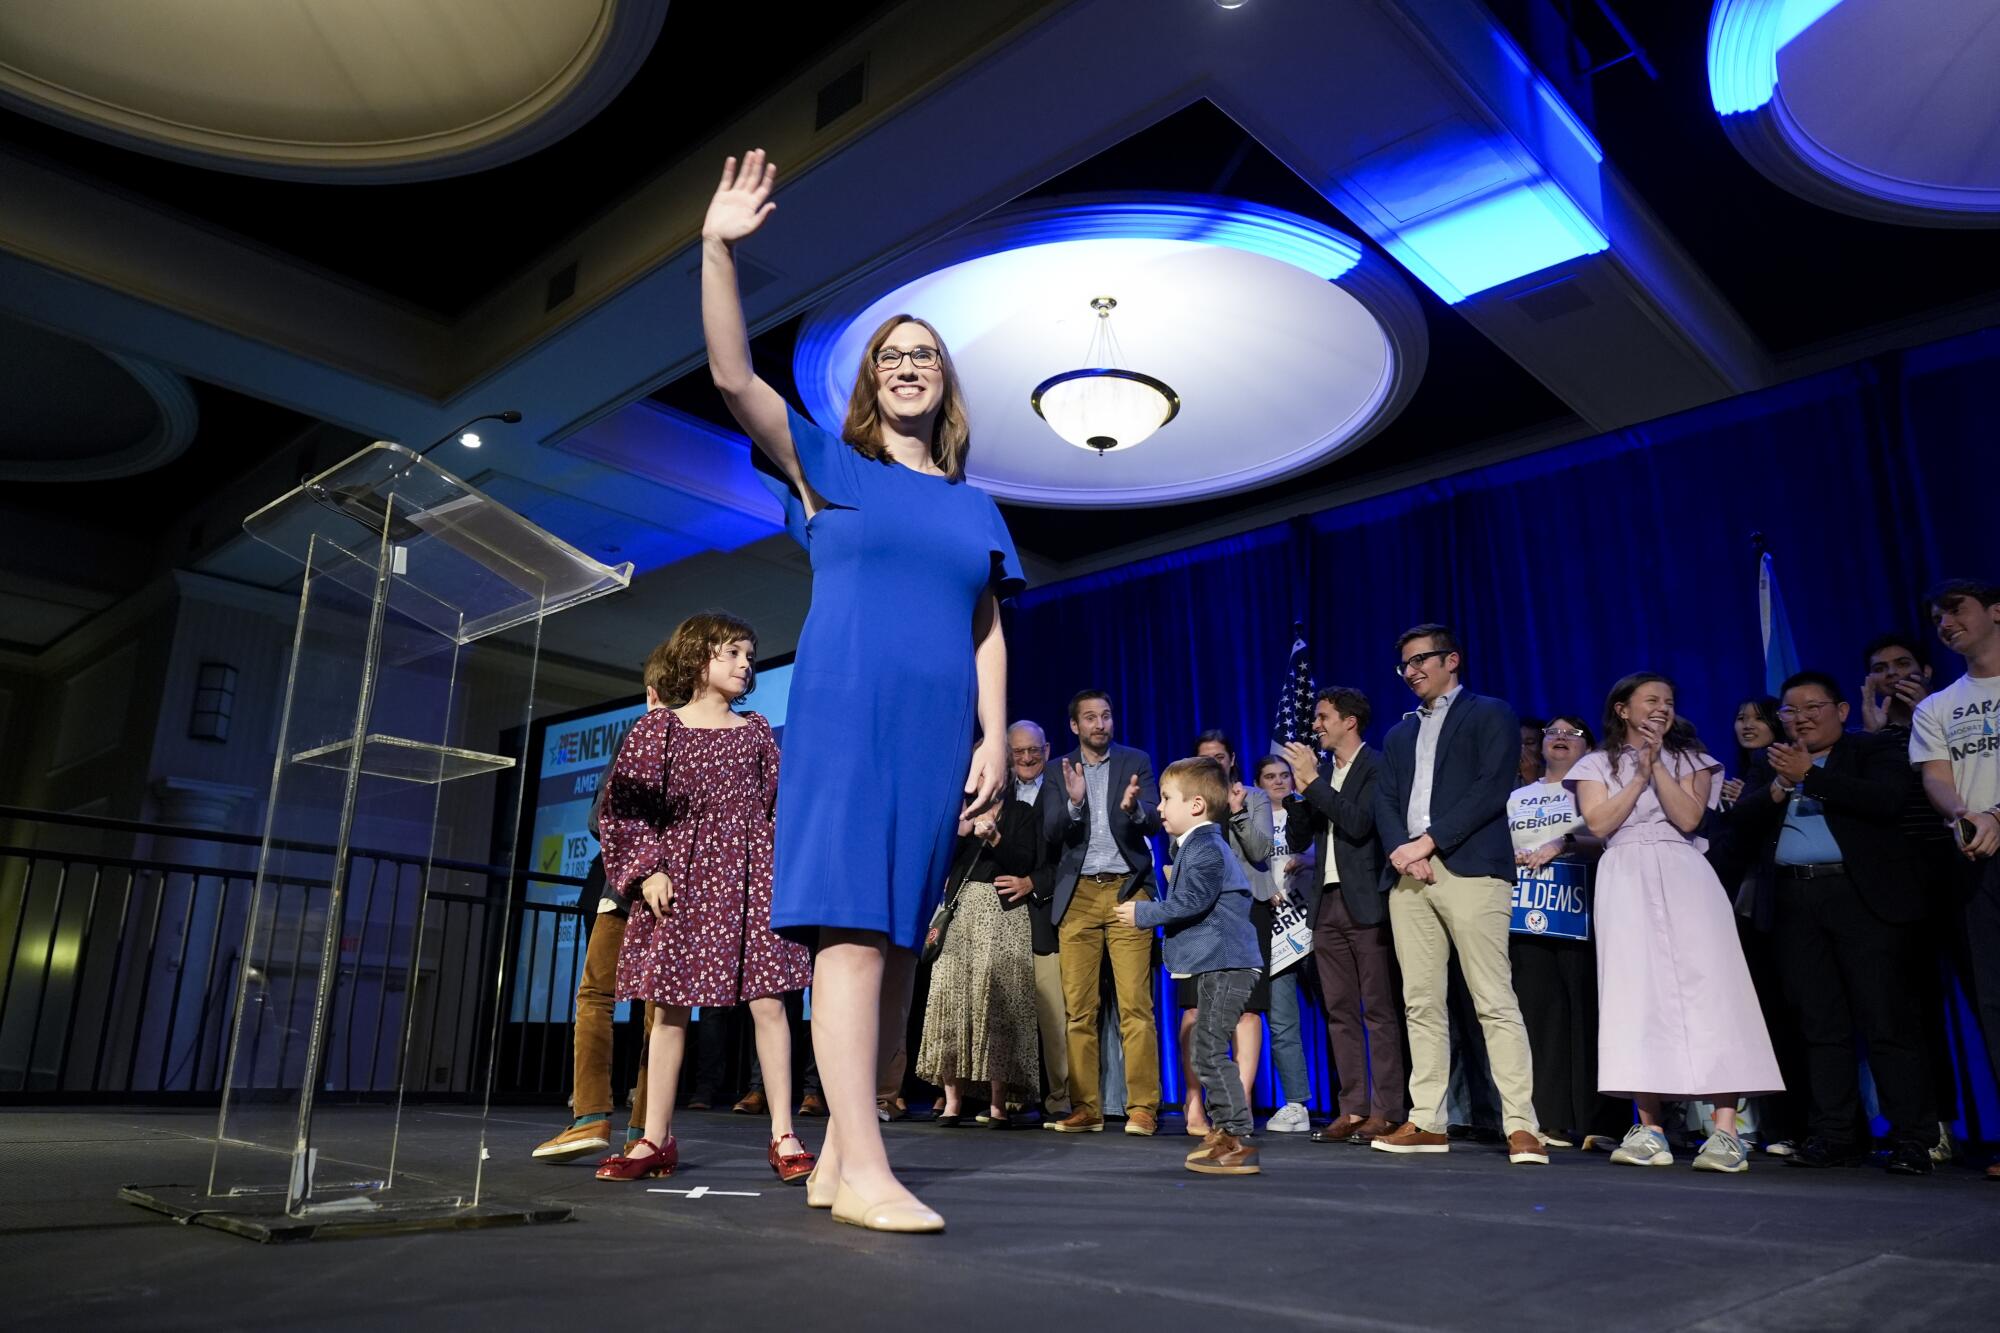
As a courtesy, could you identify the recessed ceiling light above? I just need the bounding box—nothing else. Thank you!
[459,432,482,449]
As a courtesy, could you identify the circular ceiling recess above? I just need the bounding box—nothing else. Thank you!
[1709,0,2000,227]
[0,314,198,482]
[793,195,1428,509]
[0,0,664,182]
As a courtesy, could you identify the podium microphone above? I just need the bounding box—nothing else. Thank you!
[416,409,522,459]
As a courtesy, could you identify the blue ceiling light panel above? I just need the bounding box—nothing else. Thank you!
[1333,27,1610,304]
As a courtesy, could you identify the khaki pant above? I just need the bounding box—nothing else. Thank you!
[1058,874,1160,1118]
[1033,950,1071,1112]
[574,909,649,1128]
[1387,860,1538,1135]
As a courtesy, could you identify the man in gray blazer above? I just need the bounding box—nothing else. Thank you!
[1043,689,1164,1135]
[1283,686,1408,1143]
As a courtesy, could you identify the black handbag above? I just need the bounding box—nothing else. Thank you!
[919,837,986,965]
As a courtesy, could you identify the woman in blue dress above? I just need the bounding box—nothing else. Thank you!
[701,150,1022,1233]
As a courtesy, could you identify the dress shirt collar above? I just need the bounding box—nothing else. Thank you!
[1174,820,1219,853]
[1405,683,1463,722]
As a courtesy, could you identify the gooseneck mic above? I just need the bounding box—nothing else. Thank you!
[415,409,523,459]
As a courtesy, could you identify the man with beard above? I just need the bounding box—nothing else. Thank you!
[1043,690,1164,1136]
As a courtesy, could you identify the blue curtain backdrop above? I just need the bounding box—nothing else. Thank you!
[1004,324,1999,1131]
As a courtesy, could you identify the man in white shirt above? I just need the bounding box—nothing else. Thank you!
[1911,578,2000,1180]
[1283,687,1406,1143]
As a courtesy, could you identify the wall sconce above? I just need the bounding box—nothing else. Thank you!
[190,661,237,742]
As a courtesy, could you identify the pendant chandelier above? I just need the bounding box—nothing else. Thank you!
[1030,297,1180,455]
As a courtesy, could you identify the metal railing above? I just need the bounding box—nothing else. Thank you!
[0,805,594,1104]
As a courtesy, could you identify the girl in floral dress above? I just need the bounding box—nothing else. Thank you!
[594,611,816,1183]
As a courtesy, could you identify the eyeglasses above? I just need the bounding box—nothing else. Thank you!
[1542,727,1587,740]
[1008,746,1047,758]
[1395,649,1449,677]
[1776,700,1838,719]
[874,346,941,372]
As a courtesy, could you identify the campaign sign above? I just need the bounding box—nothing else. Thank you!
[1269,872,1314,975]
[1511,860,1589,941]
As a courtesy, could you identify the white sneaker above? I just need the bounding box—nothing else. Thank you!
[1265,1102,1310,1134]
[1609,1124,1674,1167]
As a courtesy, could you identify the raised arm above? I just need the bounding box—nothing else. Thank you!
[701,151,805,495]
[1229,789,1275,868]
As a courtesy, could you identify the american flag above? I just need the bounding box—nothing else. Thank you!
[1270,622,1318,755]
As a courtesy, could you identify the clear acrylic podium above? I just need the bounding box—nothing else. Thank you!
[123,442,631,1240]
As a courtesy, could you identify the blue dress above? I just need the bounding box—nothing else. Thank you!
[765,405,1025,950]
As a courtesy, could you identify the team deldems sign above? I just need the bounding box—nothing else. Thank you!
[1508,781,1590,941]
[1512,861,1589,941]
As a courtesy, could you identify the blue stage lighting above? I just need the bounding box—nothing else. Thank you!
[1708,0,1848,116]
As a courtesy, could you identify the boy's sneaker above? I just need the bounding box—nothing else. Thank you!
[1608,1124,1673,1168]
[1186,1132,1261,1175]
[533,1118,611,1162]
[1265,1102,1310,1134]
[1186,1129,1225,1164]
[1693,1130,1750,1174]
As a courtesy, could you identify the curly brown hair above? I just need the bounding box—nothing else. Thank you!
[840,313,971,480]
[643,610,758,708]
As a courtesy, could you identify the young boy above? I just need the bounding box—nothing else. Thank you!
[1115,756,1264,1175]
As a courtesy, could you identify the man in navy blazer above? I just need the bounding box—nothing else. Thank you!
[1042,689,1164,1135]
[1282,685,1408,1142]
[1367,624,1546,1165]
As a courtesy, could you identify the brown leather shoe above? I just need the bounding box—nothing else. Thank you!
[732,1089,767,1116]
[1312,1113,1367,1144]
[1351,1116,1398,1143]
[1369,1121,1450,1154]
[1508,1130,1550,1165]
[1186,1128,1225,1163]
[1123,1108,1158,1136]
[1044,1109,1105,1133]
[797,1091,828,1117]
[1187,1132,1261,1175]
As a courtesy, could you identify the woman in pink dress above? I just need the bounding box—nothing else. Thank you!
[593,611,815,1184]
[1566,673,1782,1175]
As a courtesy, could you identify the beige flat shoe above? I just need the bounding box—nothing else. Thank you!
[830,1180,944,1234]
[804,1161,836,1209]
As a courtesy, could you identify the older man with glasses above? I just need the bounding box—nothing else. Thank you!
[1729,671,1940,1175]
[991,721,1073,1120]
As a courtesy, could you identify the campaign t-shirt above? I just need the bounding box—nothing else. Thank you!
[1910,671,2000,816]
[1508,779,1583,855]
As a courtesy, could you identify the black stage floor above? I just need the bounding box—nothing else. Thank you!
[3,1106,1997,1331]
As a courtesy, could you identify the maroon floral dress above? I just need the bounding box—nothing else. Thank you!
[603,709,811,1006]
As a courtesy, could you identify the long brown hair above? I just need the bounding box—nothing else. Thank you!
[839,313,971,480]
[644,610,758,708]
[1600,672,1704,771]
